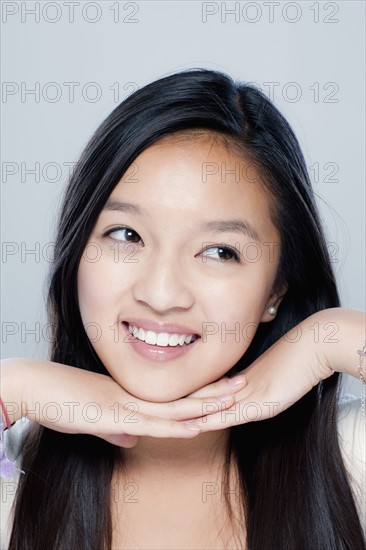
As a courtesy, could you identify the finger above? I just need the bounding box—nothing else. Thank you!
[99,433,139,448]
[106,408,204,438]
[38,400,206,440]
[186,373,247,399]
[184,395,276,432]
[183,405,241,432]
[133,393,237,421]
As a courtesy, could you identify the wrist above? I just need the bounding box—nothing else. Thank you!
[310,308,366,380]
[1,358,27,426]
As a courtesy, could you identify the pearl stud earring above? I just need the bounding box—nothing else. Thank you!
[267,306,277,315]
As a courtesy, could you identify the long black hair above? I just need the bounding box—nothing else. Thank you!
[9,69,365,549]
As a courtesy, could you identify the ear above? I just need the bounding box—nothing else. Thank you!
[260,283,288,323]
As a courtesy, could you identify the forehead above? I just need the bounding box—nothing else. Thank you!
[107,133,279,241]
[120,131,266,196]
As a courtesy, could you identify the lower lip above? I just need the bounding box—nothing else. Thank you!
[121,323,200,362]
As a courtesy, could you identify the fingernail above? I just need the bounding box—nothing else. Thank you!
[183,420,201,431]
[228,375,246,386]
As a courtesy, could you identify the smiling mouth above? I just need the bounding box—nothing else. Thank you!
[122,321,200,347]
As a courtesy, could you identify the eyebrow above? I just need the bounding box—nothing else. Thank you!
[103,199,149,217]
[196,220,260,242]
[102,200,260,242]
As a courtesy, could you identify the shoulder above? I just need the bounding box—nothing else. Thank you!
[1,418,31,549]
[337,394,365,531]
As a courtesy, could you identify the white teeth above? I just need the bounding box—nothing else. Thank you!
[169,334,179,346]
[127,323,196,347]
[178,335,186,346]
[156,333,170,347]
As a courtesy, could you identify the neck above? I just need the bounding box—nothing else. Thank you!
[119,428,231,478]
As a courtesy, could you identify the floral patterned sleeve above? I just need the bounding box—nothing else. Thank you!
[0,418,30,549]
[337,394,366,535]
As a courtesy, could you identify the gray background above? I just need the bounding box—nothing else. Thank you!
[1,1,365,397]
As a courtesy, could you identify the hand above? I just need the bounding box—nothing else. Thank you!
[1,358,247,447]
[182,309,350,431]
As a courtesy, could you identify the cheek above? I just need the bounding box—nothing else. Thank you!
[77,260,115,324]
[203,272,271,324]
[200,273,273,357]
[76,258,137,363]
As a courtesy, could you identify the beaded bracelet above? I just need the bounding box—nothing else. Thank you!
[357,341,366,385]
[0,397,17,480]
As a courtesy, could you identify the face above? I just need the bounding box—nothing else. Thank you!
[77,135,284,402]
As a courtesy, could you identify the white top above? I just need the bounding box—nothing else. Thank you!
[1,395,365,548]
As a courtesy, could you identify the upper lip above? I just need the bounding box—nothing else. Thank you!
[123,318,200,336]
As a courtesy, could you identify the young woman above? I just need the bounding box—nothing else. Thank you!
[1,69,365,549]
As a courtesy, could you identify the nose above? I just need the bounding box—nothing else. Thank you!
[131,251,194,312]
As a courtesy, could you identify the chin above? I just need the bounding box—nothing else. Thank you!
[118,381,189,403]
[134,388,185,403]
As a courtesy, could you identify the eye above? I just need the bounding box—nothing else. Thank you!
[104,226,143,245]
[201,245,241,263]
